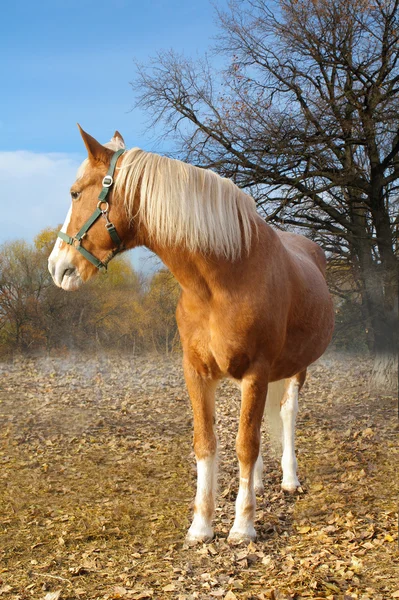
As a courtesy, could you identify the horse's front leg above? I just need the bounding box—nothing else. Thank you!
[229,372,268,542]
[184,359,218,543]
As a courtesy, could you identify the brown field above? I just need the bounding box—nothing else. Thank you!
[0,353,397,600]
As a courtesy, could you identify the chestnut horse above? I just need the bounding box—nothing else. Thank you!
[48,127,334,543]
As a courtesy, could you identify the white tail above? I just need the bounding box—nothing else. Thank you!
[265,379,286,453]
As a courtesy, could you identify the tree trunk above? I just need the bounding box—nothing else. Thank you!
[370,346,398,392]
[366,271,398,392]
[370,201,398,392]
[368,270,398,392]
[351,215,398,392]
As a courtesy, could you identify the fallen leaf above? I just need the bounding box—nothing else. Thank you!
[271,591,293,600]
[310,483,324,492]
[224,593,238,600]
[362,427,374,438]
[296,525,311,534]
[44,592,62,600]
[322,582,341,593]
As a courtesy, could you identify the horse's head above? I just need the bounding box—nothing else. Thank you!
[48,126,132,291]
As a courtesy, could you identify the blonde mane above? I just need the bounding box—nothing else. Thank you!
[113,149,258,260]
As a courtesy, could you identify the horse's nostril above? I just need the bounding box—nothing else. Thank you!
[63,268,75,278]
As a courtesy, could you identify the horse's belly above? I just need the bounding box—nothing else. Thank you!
[270,297,335,380]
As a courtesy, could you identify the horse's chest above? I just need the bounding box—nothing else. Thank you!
[177,304,254,380]
[186,340,251,381]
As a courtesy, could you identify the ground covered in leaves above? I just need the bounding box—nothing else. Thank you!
[0,352,397,600]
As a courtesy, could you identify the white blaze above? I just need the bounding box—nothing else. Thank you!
[49,203,72,262]
[48,203,83,290]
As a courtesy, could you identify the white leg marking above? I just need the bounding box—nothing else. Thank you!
[254,452,264,495]
[228,469,256,542]
[186,454,217,542]
[229,469,256,542]
[280,381,301,492]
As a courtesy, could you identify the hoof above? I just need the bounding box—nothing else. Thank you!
[228,528,256,544]
[185,528,214,545]
[281,480,302,494]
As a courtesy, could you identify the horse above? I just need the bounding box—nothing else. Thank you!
[48,126,334,543]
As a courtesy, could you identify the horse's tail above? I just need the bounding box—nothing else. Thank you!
[265,379,286,454]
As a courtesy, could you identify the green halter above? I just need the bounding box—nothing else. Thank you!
[58,149,125,272]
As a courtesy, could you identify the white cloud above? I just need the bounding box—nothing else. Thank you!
[1,150,82,242]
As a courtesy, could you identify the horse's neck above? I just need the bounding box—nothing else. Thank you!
[146,229,272,302]
[148,243,219,300]
[135,210,275,299]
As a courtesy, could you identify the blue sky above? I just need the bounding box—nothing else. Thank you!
[1,0,226,271]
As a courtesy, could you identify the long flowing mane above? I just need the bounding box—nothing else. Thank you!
[114,149,258,260]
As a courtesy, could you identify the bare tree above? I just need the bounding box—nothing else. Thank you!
[133,0,399,388]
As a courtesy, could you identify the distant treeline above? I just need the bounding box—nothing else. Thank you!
[0,228,179,356]
[0,228,368,357]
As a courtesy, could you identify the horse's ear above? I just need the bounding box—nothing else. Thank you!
[110,130,126,149]
[77,124,113,164]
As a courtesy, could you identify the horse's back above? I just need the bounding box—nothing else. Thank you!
[274,229,327,275]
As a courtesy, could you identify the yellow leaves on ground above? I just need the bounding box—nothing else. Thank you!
[296,525,311,534]
[310,483,324,492]
[0,355,397,598]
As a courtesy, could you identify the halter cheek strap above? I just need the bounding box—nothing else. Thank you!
[58,149,125,272]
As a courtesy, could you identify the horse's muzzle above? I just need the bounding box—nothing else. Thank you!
[48,256,82,291]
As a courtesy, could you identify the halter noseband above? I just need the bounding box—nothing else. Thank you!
[58,148,125,272]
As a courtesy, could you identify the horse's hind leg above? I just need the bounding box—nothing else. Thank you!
[184,359,218,543]
[229,371,268,542]
[254,452,264,495]
[280,370,306,493]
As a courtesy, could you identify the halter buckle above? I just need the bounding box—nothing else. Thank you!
[102,175,113,187]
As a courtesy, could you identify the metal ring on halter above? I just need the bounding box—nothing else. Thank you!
[97,200,109,212]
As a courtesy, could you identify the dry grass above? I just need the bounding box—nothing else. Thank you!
[0,353,397,600]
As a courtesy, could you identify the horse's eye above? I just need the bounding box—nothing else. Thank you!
[71,191,80,200]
